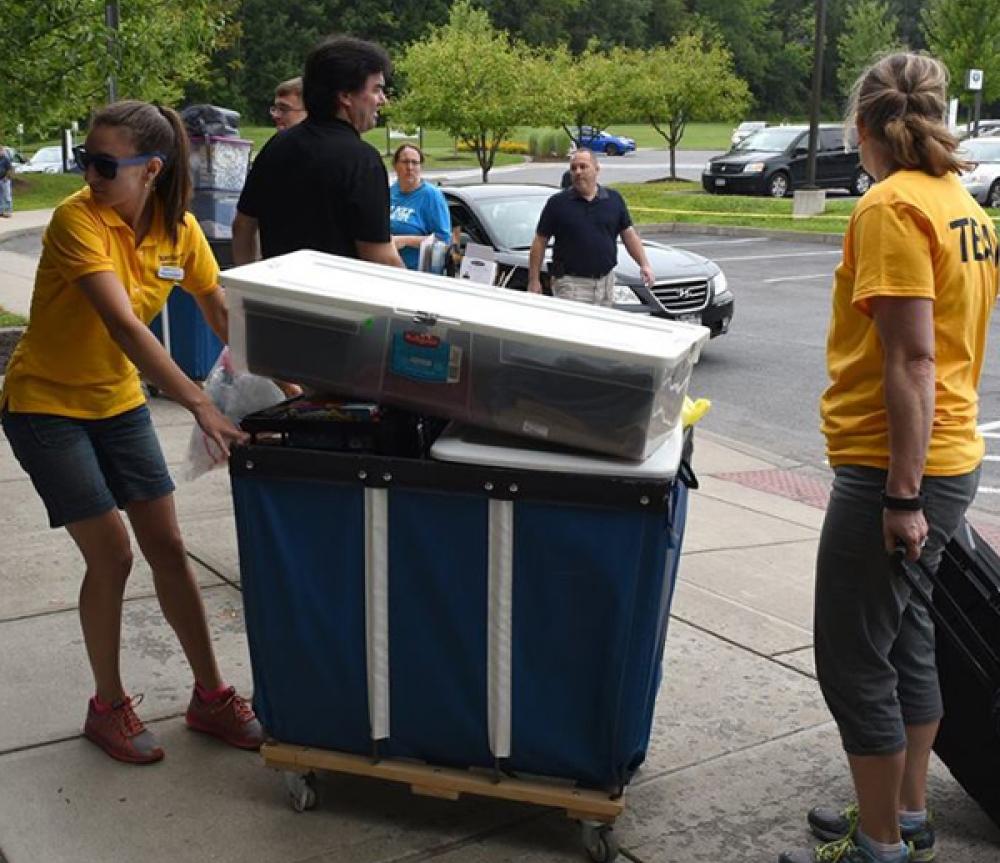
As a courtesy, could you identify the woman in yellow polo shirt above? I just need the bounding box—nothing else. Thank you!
[0,101,264,764]
[779,55,998,863]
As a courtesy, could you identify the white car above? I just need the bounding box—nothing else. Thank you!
[18,146,76,174]
[958,137,1000,208]
[731,121,767,148]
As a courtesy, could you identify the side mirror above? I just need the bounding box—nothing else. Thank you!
[458,231,472,251]
[794,146,808,156]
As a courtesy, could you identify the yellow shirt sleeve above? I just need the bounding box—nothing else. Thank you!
[178,213,221,297]
[851,201,935,317]
[44,199,117,285]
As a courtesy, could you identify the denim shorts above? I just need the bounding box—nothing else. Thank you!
[1,404,175,528]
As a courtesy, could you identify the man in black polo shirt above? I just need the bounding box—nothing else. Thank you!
[232,35,403,269]
[527,149,653,305]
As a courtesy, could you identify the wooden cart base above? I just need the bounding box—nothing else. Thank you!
[261,741,627,862]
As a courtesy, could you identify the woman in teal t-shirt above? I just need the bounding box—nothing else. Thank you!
[389,144,451,271]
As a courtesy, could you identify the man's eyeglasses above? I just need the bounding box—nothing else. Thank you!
[270,103,305,117]
[73,146,164,180]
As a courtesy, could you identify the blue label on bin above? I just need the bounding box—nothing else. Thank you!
[390,331,457,383]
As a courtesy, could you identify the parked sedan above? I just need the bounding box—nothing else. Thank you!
[703,125,872,197]
[442,184,734,338]
[576,126,637,157]
[18,146,77,174]
[958,137,1000,207]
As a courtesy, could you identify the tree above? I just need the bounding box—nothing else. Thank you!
[548,43,641,145]
[0,1,236,138]
[625,32,751,178]
[923,0,1000,106]
[391,1,551,181]
[837,0,901,99]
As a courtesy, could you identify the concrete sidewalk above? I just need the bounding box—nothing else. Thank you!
[0,213,997,862]
[0,394,998,863]
[0,208,52,318]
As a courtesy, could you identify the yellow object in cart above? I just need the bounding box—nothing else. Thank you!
[682,396,711,427]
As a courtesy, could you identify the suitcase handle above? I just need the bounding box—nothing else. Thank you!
[892,548,1000,692]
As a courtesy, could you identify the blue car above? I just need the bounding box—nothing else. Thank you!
[576,126,636,156]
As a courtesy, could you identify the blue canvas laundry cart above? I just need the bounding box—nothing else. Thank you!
[230,417,696,862]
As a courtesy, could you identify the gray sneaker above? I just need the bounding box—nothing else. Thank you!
[807,804,935,862]
[779,836,912,863]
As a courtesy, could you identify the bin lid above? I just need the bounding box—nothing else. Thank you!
[431,421,683,479]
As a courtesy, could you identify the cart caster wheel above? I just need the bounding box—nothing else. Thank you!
[284,771,317,812]
[580,822,619,863]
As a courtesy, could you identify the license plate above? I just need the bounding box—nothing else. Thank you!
[676,313,702,324]
[714,178,726,186]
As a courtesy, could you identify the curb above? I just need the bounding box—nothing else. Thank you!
[637,221,845,246]
[0,224,45,245]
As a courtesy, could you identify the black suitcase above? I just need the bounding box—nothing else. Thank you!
[895,521,1000,828]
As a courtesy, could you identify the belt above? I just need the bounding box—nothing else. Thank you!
[561,270,612,279]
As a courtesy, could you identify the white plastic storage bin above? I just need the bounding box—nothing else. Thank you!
[223,251,709,460]
[189,136,252,192]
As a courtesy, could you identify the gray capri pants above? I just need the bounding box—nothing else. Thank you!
[814,464,979,755]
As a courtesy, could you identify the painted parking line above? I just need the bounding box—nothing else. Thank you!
[978,420,1000,432]
[764,273,832,283]
[984,455,1000,462]
[977,487,1000,494]
[671,238,771,248]
[711,250,843,262]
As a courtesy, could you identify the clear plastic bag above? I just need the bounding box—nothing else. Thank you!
[179,348,285,481]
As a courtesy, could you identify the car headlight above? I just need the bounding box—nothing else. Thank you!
[743,162,766,173]
[709,269,731,302]
[612,284,643,305]
[704,161,714,172]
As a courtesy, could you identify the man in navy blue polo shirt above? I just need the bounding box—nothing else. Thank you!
[527,149,653,305]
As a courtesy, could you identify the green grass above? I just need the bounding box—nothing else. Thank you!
[11,173,86,210]
[0,306,28,327]
[615,180,859,234]
[242,125,524,172]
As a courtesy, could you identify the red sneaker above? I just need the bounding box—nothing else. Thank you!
[83,694,164,765]
[185,686,264,750]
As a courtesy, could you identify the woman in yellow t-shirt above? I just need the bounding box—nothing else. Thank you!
[779,56,998,863]
[0,101,263,765]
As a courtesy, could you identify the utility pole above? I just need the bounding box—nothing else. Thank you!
[805,0,827,189]
[106,1,120,104]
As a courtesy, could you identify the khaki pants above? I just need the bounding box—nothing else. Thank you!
[550,271,615,307]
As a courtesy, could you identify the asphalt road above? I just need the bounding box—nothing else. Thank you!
[651,230,1000,517]
[427,147,722,186]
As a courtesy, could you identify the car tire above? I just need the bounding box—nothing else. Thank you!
[851,169,873,196]
[988,180,1000,209]
[767,171,789,198]
[604,144,618,156]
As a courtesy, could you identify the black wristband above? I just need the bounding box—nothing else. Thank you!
[881,491,924,511]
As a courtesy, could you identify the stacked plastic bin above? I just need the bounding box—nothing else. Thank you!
[149,105,251,379]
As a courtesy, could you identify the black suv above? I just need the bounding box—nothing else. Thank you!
[702,125,873,197]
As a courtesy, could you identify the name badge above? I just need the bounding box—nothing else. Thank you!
[157,265,184,281]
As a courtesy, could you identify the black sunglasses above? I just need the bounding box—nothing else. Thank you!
[73,145,166,180]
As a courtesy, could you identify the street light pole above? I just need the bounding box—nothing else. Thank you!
[805,0,827,189]
[105,0,120,103]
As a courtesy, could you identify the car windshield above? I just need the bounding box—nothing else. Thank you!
[476,193,554,250]
[30,148,61,164]
[736,127,801,152]
[960,139,1000,163]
